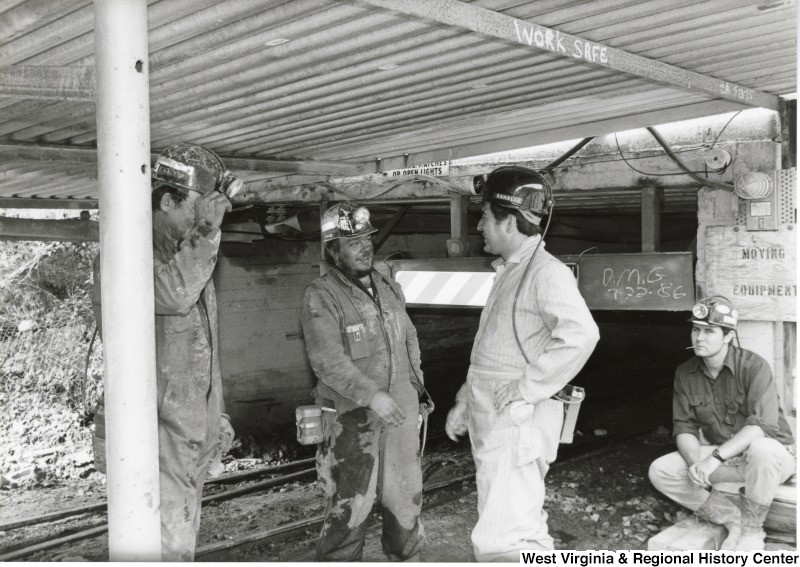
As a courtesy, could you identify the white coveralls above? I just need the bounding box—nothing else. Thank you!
[457,235,599,561]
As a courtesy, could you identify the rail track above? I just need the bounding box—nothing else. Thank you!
[0,428,656,561]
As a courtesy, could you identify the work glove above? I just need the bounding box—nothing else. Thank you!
[207,414,235,479]
[219,413,235,454]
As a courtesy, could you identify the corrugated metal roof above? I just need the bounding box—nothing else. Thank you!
[0,0,795,206]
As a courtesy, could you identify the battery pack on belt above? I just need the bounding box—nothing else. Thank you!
[552,385,585,444]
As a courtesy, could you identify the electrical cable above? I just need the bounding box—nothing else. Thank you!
[614,133,711,177]
[510,204,553,366]
[646,126,735,192]
[542,137,595,172]
[577,246,599,261]
[707,111,743,150]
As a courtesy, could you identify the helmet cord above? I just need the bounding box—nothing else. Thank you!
[511,203,554,364]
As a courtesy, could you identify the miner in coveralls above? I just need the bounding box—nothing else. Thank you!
[445,166,599,561]
[300,202,429,561]
[649,296,795,550]
[93,143,237,561]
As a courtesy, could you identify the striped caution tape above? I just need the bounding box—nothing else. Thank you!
[394,270,495,307]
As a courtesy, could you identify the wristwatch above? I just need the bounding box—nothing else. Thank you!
[712,449,726,463]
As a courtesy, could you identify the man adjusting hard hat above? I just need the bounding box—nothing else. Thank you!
[93,143,239,560]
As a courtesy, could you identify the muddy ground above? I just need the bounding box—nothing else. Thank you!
[2,427,795,562]
[0,430,738,561]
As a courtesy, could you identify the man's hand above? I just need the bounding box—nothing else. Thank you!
[195,191,232,228]
[219,414,235,454]
[688,456,720,489]
[369,391,405,426]
[493,381,524,413]
[445,401,468,442]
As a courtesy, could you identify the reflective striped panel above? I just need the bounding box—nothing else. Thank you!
[394,270,495,307]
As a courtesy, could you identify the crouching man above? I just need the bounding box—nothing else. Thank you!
[300,202,427,561]
[649,296,796,550]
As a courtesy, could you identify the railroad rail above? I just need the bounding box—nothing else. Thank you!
[0,459,316,562]
[0,429,653,561]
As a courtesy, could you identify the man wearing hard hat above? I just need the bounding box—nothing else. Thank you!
[299,202,428,561]
[93,143,240,560]
[445,166,599,560]
[649,296,796,550]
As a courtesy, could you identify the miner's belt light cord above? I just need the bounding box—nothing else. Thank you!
[509,206,580,405]
[511,204,552,365]
[551,392,582,404]
[420,411,430,457]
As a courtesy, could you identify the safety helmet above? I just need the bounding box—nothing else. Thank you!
[321,202,377,243]
[152,143,243,198]
[475,166,553,223]
[689,296,738,330]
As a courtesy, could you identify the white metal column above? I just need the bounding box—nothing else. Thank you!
[94,0,161,560]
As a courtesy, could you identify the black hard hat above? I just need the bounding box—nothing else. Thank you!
[480,166,553,218]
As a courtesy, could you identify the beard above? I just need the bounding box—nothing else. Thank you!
[337,252,373,280]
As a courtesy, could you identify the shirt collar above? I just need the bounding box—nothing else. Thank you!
[721,344,737,372]
[491,234,543,271]
[687,344,737,377]
[332,266,374,296]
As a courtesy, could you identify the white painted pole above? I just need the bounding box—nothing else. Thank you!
[93,0,161,560]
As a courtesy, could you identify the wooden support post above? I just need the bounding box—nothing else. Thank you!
[0,216,98,242]
[319,201,328,275]
[780,98,796,169]
[373,205,411,253]
[641,187,663,252]
[447,194,470,257]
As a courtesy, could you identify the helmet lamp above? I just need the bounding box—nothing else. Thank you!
[689,296,738,330]
[692,303,709,320]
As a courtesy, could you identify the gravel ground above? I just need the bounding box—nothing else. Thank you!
[1,430,794,562]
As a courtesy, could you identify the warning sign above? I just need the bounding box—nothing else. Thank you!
[381,161,450,178]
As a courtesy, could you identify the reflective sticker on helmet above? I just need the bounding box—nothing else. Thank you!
[155,156,193,174]
[715,304,730,314]
[493,193,523,205]
[337,210,353,232]
[321,222,336,232]
[723,315,736,325]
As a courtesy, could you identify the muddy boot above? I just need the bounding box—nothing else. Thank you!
[734,488,770,551]
[694,488,742,550]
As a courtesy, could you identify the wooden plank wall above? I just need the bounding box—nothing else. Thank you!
[214,240,320,435]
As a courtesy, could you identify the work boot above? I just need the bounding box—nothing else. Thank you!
[694,488,742,550]
[734,488,770,551]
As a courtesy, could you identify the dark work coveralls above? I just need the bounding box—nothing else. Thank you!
[93,222,225,561]
[300,268,426,561]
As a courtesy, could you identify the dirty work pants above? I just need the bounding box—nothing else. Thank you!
[649,438,796,509]
[468,372,564,562]
[315,381,424,561]
[159,419,217,561]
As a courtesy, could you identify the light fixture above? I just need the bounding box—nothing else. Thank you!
[734,171,773,199]
[265,38,289,46]
[377,63,399,71]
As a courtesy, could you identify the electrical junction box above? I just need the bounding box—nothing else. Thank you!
[737,168,796,231]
